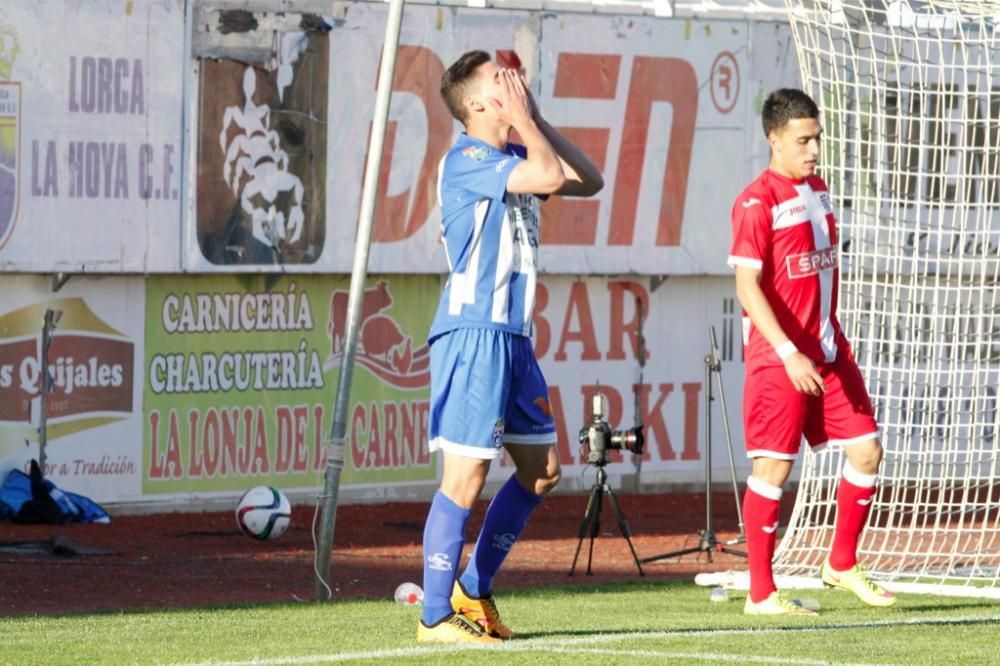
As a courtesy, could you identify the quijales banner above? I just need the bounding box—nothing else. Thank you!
[0,277,146,503]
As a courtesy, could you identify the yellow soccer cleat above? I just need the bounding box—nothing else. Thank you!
[416,611,503,645]
[451,580,514,639]
[744,591,819,616]
[820,559,897,608]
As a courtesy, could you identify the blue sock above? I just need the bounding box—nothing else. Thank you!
[460,475,543,598]
[421,491,471,626]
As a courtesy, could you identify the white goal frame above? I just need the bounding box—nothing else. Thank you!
[765,0,1000,599]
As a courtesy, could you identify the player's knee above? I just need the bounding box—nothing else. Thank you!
[538,466,561,496]
[870,440,884,467]
[750,457,793,487]
[440,476,487,509]
[517,462,561,496]
[847,439,883,475]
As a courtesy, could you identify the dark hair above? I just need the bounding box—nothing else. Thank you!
[440,50,491,123]
[761,88,819,137]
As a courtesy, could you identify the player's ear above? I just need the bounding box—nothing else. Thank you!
[465,94,486,115]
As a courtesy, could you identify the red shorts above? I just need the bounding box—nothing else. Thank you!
[743,351,879,460]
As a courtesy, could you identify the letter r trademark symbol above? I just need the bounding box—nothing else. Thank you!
[710,51,740,114]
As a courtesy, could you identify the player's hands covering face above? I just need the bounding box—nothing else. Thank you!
[491,68,533,127]
[521,73,540,121]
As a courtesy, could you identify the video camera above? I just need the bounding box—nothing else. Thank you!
[578,393,645,466]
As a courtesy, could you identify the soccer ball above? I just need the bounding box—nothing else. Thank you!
[235,486,291,540]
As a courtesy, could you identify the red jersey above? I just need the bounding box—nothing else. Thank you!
[728,169,846,368]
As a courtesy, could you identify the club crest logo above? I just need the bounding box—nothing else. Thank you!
[462,145,489,162]
[0,26,21,251]
[818,190,834,213]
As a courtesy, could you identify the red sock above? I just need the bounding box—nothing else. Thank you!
[743,476,782,603]
[829,462,877,571]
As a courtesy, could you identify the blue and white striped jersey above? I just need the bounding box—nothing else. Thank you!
[429,134,543,341]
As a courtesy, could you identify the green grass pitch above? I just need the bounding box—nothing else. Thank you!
[3,580,999,665]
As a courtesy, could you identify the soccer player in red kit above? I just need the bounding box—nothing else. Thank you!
[728,88,896,615]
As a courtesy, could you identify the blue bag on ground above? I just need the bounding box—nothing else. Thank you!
[0,459,110,524]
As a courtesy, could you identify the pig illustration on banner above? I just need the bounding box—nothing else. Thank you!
[325,281,429,389]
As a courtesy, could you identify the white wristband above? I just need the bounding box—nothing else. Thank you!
[775,340,798,361]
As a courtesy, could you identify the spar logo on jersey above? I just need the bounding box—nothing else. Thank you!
[787,246,838,279]
[462,145,489,162]
[0,26,21,251]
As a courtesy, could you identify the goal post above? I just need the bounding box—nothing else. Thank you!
[768,0,1000,597]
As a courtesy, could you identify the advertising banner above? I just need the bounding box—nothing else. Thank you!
[142,274,440,499]
[0,1,184,272]
[0,272,752,507]
[141,273,751,503]
[185,5,798,275]
[0,2,797,275]
[0,276,145,502]
[520,275,749,487]
[323,5,749,275]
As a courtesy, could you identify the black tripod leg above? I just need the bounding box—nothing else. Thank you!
[585,486,604,575]
[569,482,602,576]
[603,483,645,576]
[698,529,718,563]
[638,329,748,566]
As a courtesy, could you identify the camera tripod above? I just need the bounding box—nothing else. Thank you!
[569,462,645,576]
[641,326,746,564]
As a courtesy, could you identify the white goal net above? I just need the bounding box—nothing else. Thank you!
[772,0,1000,597]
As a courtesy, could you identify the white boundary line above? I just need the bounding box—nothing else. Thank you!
[167,613,1000,666]
[694,571,1000,600]
[170,646,868,666]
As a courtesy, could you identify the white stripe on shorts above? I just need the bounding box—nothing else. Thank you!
[504,433,557,445]
[429,436,502,460]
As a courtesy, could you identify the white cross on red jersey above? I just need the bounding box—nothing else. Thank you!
[728,169,846,368]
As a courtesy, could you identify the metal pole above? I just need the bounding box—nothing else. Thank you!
[314,0,407,600]
[703,346,713,536]
[38,309,59,473]
[711,327,745,537]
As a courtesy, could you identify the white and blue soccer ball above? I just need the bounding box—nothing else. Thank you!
[236,486,291,540]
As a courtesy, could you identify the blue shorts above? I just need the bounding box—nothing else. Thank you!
[428,327,557,460]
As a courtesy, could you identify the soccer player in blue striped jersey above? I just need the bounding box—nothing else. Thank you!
[416,51,603,645]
